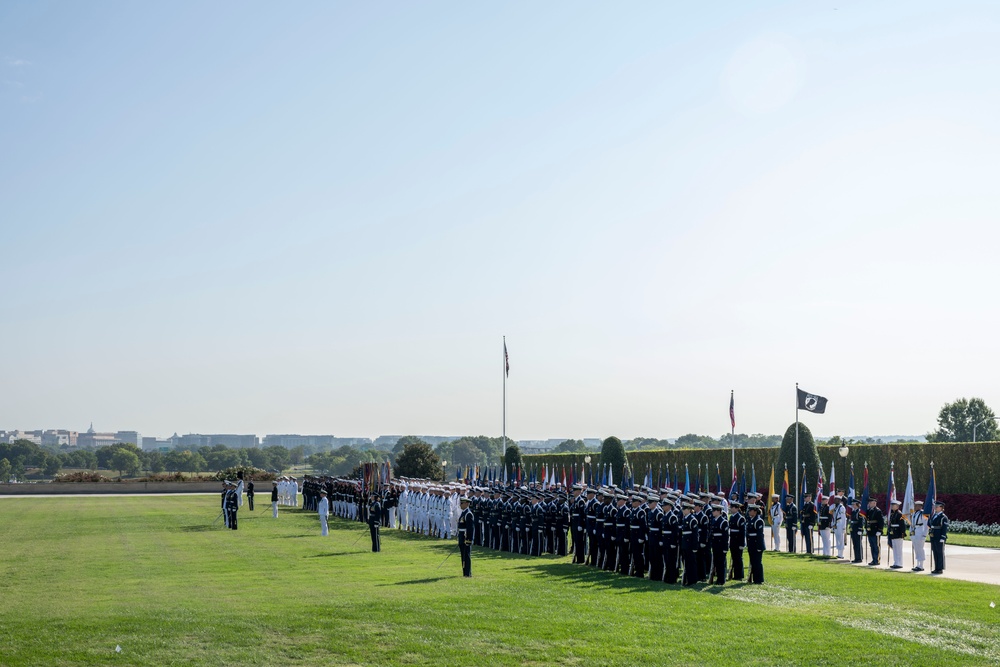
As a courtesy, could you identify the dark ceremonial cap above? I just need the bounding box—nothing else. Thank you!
[851,499,861,506]
[934,500,945,507]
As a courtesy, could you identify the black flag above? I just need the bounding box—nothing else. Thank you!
[797,388,828,414]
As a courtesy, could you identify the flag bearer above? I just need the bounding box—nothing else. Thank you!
[910,501,928,572]
[887,499,906,569]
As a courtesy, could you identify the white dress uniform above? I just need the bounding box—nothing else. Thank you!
[770,502,784,551]
[318,495,330,536]
[235,479,244,508]
[911,506,928,570]
[833,501,847,558]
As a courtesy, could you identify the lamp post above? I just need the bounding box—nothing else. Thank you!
[441,460,448,483]
[838,446,849,495]
[584,455,591,486]
[972,418,998,443]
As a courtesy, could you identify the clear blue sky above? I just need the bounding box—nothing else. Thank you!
[2,1,999,440]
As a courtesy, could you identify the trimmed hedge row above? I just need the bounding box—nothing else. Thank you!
[524,440,1000,496]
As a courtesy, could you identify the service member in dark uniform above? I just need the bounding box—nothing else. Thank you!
[887,499,907,569]
[224,481,239,530]
[368,494,382,552]
[784,496,798,553]
[866,497,884,566]
[246,478,255,511]
[583,488,598,566]
[929,500,949,574]
[817,495,832,556]
[645,494,664,581]
[709,504,729,585]
[681,502,700,586]
[746,504,765,584]
[458,496,474,577]
[628,495,647,578]
[849,498,865,563]
[662,497,681,584]
[570,485,587,563]
[800,492,817,554]
[728,501,746,581]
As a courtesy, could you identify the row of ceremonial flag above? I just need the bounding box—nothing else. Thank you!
[360,460,393,493]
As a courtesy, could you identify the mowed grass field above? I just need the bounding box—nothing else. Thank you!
[2,497,999,667]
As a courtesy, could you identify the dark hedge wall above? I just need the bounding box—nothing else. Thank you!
[524,440,1000,495]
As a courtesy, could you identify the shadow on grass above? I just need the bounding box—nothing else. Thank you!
[304,551,363,558]
[180,524,224,532]
[376,576,452,586]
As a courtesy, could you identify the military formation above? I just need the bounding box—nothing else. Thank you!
[223,472,952,580]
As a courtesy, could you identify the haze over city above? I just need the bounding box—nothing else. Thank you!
[3,2,999,441]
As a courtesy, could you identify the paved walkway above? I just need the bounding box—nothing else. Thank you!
[764,527,1000,586]
[0,492,218,498]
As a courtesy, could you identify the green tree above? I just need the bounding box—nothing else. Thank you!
[599,436,626,476]
[776,422,819,493]
[0,458,11,483]
[674,433,719,449]
[111,450,141,478]
[264,446,290,471]
[12,456,26,481]
[553,439,588,453]
[927,397,998,442]
[42,454,61,477]
[144,451,165,473]
[503,444,522,470]
[288,445,306,465]
[394,442,442,480]
[452,441,486,467]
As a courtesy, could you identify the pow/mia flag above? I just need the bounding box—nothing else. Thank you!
[797,388,828,414]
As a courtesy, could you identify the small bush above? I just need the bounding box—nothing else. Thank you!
[53,471,113,483]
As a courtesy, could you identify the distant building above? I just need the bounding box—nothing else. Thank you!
[77,424,118,448]
[262,434,337,448]
[175,434,259,449]
[141,437,173,452]
[115,431,142,447]
[42,430,78,447]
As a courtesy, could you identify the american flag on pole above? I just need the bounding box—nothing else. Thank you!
[730,391,735,429]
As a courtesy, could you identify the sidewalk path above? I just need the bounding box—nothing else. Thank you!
[763,527,1000,586]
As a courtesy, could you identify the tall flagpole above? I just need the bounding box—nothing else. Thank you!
[730,390,735,476]
[795,382,800,505]
[502,336,506,461]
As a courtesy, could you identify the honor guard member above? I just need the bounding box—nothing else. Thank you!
[318,489,330,536]
[728,501,746,581]
[529,494,545,557]
[783,496,798,553]
[849,499,865,563]
[800,492,817,554]
[832,495,848,558]
[887,499,907,568]
[746,504,765,584]
[368,494,382,552]
[662,496,681,584]
[866,497,884,566]
[645,494,664,581]
[817,495,831,556]
[910,500,928,571]
[696,499,712,581]
[220,481,230,528]
[709,504,729,585]
[628,494,647,578]
[681,502,700,586]
[246,478,255,511]
[458,496,474,577]
[570,485,587,563]
[601,492,628,572]
[608,493,625,573]
[929,500,949,574]
[271,481,279,518]
[769,494,784,551]
[584,488,599,566]
[555,492,570,556]
[224,481,239,530]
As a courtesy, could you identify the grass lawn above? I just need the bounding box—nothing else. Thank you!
[2,496,999,667]
[947,533,1000,549]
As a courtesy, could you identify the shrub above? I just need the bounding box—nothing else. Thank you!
[53,471,113,483]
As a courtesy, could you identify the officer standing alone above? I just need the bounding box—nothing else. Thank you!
[368,494,382,552]
[458,496,474,577]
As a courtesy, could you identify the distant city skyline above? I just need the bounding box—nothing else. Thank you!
[3,2,998,440]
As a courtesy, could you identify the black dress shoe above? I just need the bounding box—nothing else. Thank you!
[890,565,902,569]
[912,567,924,572]
[930,570,943,574]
